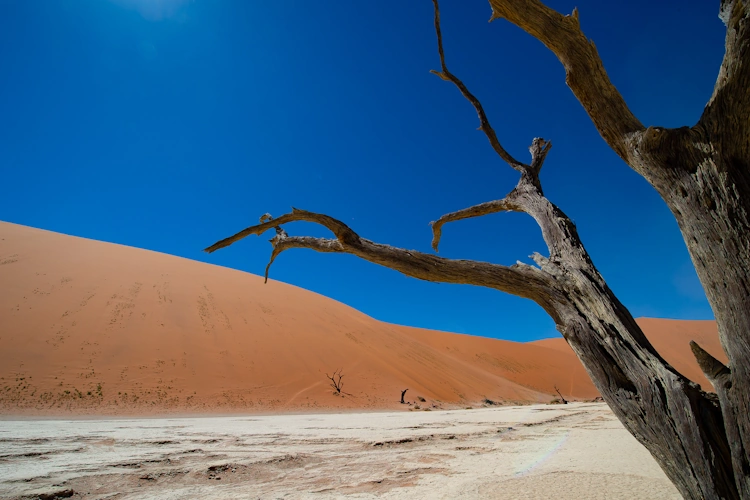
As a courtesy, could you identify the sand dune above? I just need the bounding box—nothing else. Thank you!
[532,319,726,390]
[0,221,724,415]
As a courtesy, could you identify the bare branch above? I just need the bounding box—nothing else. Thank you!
[429,167,590,272]
[529,137,552,174]
[690,340,731,390]
[431,0,530,173]
[265,235,342,283]
[427,2,573,258]
[430,197,519,252]
[429,135,557,255]
[204,208,360,254]
[204,208,561,317]
[487,0,645,164]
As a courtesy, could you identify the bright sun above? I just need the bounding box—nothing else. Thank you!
[111,0,192,21]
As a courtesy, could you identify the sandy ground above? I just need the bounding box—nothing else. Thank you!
[0,403,680,499]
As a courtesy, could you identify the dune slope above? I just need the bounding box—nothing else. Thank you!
[0,222,722,415]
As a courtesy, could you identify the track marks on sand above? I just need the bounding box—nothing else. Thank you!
[196,285,231,335]
[0,254,18,266]
[105,282,142,330]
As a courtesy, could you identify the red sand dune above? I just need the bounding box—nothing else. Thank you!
[0,222,725,415]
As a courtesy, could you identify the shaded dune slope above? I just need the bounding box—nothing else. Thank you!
[0,222,723,415]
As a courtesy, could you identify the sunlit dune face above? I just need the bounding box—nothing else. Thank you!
[110,0,191,21]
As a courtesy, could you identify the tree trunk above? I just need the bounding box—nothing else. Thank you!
[552,270,737,498]
[634,130,750,498]
[487,0,750,494]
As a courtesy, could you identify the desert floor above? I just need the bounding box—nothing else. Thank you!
[0,403,680,499]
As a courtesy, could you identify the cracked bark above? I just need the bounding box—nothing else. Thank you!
[206,1,750,498]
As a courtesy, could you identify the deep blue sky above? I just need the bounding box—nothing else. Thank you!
[0,0,725,341]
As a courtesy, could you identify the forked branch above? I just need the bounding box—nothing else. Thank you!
[430,139,552,253]
[429,0,560,254]
[204,207,561,317]
[205,210,359,254]
[205,0,580,321]
[431,0,553,176]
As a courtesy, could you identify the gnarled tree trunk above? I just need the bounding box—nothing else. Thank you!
[486,0,750,496]
[206,1,750,498]
[634,126,750,499]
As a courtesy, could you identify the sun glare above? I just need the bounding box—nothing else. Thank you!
[110,0,191,21]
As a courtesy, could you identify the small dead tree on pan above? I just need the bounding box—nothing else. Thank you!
[326,369,344,395]
[400,388,409,404]
[553,385,568,405]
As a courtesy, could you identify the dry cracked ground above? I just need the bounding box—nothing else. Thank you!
[0,403,679,499]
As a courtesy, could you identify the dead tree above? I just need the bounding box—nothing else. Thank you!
[400,389,408,404]
[206,1,750,498]
[326,369,344,394]
[553,385,568,405]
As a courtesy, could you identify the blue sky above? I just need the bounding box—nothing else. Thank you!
[0,0,725,341]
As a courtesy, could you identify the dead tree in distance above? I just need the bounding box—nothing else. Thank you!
[206,1,749,498]
[400,389,408,404]
[553,385,568,405]
[326,369,344,395]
